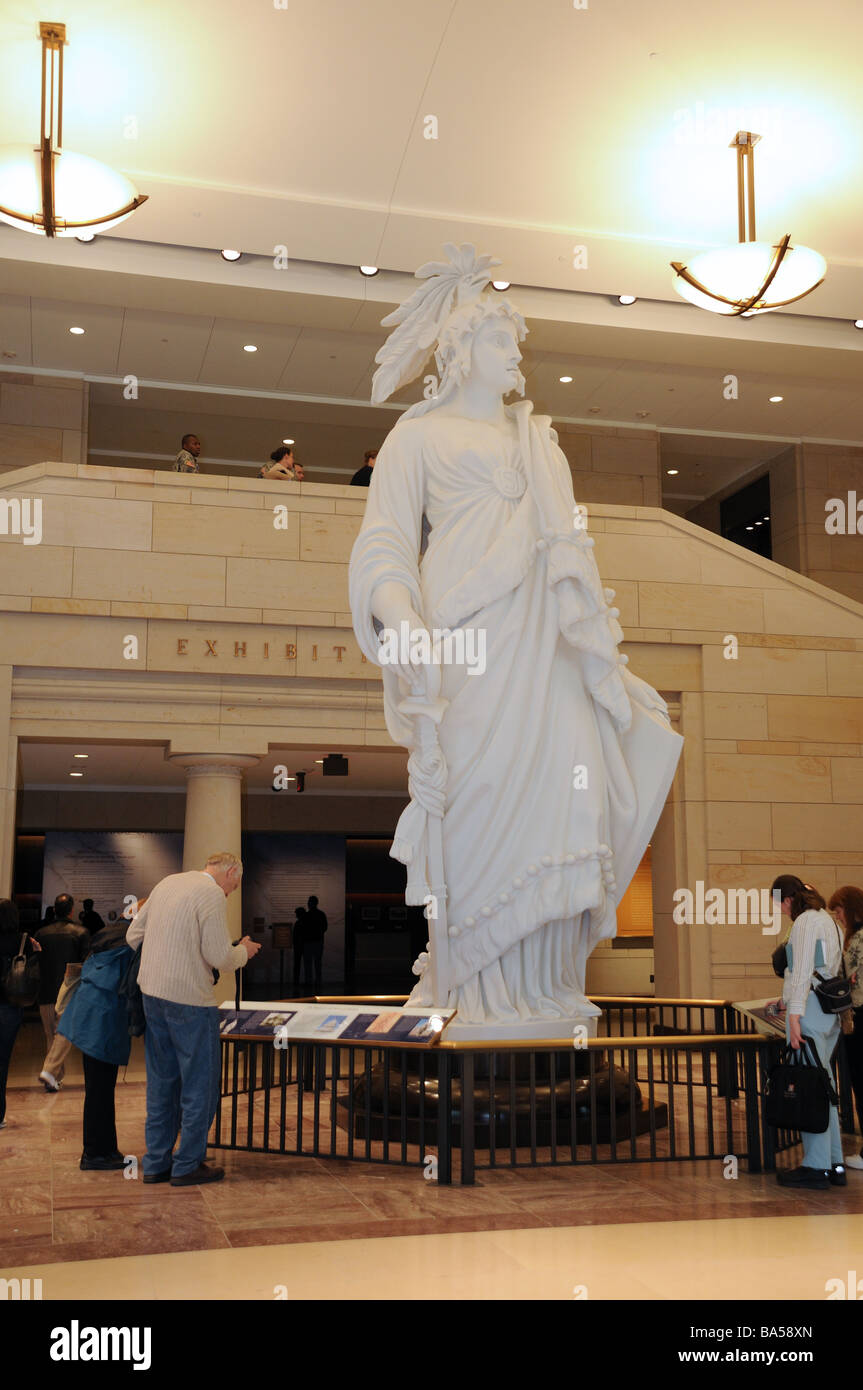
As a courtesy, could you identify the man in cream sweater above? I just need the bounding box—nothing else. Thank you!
[127,851,261,1186]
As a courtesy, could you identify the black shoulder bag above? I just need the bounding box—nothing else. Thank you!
[812,920,854,1017]
[2,933,40,1008]
[765,1037,837,1133]
[771,942,787,977]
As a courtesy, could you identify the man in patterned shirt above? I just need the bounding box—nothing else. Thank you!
[173,434,202,473]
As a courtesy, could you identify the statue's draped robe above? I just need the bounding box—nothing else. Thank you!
[350,400,682,1024]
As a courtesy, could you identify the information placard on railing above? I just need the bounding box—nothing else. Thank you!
[218,999,454,1045]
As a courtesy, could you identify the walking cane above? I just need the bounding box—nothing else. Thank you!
[397,658,450,1005]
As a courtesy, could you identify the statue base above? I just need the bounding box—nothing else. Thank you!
[335,1044,668,1150]
[442,1014,599,1044]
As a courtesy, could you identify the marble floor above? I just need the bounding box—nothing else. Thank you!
[3,1019,863,1299]
[3,1213,863,1301]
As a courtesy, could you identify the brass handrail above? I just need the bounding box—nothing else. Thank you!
[437,1032,768,1053]
[294,994,740,1008]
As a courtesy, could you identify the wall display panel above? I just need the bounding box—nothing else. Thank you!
[241,833,345,982]
[41,831,183,923]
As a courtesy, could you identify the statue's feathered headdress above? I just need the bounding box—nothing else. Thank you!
[371,243,502,405]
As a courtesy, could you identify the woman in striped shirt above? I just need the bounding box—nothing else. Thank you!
[773,875,845,1190]
[828,885,863,1170]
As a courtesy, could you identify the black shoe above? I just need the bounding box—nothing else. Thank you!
[143,1169,172,1184]
[829,1164,848,1187]
[170,1162,225,1187]
[79,1154,126,1172]
[776,1165,830,1190]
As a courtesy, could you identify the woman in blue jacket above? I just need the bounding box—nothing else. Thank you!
[58,915,134,1171]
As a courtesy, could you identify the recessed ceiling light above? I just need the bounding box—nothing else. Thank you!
[746,525,755,531]
[69,771,84,777]
[282,438,294,445]
[76,232,96,244]
[359,265,379,277]
[221,248,242,262]
[559,375,573,383]
[666,468,679,476]
[588,406,601,414]
[73,753,88,759]
[315,759,324,764]
[635,410,650,419]
[754,520,763,526]
[243,344,258,353]
[491,280,511,291]
[768,395,783,402]
[69,326,85,335]
[854,320,863,330]
[617,294,637,305]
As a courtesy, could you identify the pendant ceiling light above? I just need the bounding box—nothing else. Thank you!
[671,132,825,316]
[0,21,148,238]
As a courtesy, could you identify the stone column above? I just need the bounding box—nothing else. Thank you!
[0,666,16,899]
[167,753,259,1003]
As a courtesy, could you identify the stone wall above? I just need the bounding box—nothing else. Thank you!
[557,422,661,508]
[0,375,88,475]
[2,461,863,1001]
[798,442,863,604]
[687,441,863,606]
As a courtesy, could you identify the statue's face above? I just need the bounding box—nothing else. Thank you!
[469,317,522,395]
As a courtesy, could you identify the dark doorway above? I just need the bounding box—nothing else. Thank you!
[720,474,772,559]
[345,838,426,992]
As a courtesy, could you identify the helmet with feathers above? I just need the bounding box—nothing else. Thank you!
[371,244,527,419]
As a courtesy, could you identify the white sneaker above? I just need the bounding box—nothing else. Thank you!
[843,1153,863,1170]
[39,1070,61,1092]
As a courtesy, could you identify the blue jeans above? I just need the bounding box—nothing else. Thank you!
[0,1002,23,1125]
[787,993,842,1171]
[142,995,220,1177]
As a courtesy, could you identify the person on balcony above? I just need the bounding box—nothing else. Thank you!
[260,445,303,481]
[350,448,378,487]
[173,434,202,473]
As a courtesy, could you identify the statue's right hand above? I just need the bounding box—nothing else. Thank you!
[380,606,434,689]
[371,582,434,688]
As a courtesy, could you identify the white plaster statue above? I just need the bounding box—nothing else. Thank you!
[350,245,682,1035]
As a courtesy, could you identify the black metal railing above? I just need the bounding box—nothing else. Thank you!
[211,1029,805,1185]
[211,995,859,1184]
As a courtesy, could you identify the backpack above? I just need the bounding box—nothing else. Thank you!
[1,933,40,1008]
[117,943,145,1037]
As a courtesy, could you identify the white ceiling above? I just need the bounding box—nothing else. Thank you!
[1,0,862,499]
[2,0,861,286]
[19,742,408,794]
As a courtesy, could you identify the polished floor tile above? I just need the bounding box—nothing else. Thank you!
[3,1213,862,1301]
[5,1026,863,1293]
